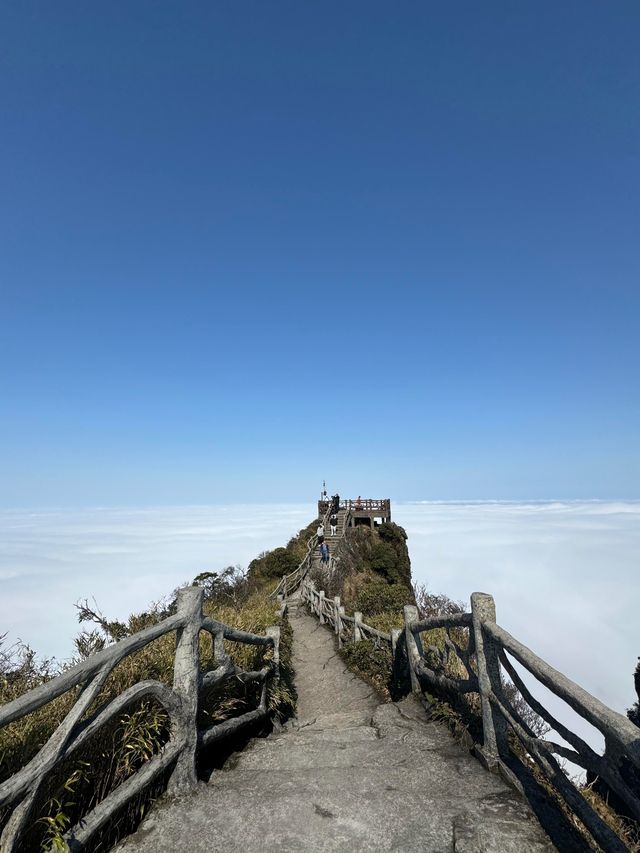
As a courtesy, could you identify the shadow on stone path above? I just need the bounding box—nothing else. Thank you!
[116,593,557,852]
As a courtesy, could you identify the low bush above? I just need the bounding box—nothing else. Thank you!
[248,547,300,582]
[339,639,393,700]
[353,580,413,618]
[0,572,293,853]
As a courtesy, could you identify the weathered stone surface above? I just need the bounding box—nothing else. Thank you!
[116,595,555,852]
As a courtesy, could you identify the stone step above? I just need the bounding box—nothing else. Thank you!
[249,723,379,749]
[284,709,375,731]
[116,595,557,853]
[229,737,462,772]
[123,765,553,853]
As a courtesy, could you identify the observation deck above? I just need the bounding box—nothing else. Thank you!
[318,497,391,528]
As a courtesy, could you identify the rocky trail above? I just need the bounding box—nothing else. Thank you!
[117,592,554,852]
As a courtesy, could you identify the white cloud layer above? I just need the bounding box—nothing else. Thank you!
[1,500,638,764]
[0,504,314,660]
[393,500,640,761]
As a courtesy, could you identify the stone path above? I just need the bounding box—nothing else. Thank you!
[116,594,555,852]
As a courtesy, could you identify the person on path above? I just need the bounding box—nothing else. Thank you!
[331,494,340,514]
[317,522,324,544]
[330,513,338,536]
[320,541,330,567]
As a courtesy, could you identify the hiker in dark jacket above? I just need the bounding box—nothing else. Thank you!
[330,514,338,535]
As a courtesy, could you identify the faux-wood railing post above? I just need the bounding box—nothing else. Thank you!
[263,626,280,710]
[353,611,363,642]
[169,586,203,792]
[403,605,424,694]
[266,626,280,678]
[333,597,341,637]
[213,629,225,664]
[319,591,325,624]
[391,628,401,658]
[471,592,508,767]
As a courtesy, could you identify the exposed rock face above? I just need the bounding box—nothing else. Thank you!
[316,521,415,614]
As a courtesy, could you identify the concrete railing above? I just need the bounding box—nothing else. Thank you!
[0,587,280,853]
[301,578,394,652]
[298,579,640,853]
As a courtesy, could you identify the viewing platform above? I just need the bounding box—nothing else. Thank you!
[318,497,391,528]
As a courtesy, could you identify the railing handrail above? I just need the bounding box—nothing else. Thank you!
[320,498,390,512]
[0,587,281,851]
[294,571,640,852]
[301,580,392,647]
[270,504,334,599]
[0,612,185,729]
[482,619,640,759]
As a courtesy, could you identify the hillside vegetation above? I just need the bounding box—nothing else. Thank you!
[307,517,640,851]
[0,553,298,852]
[3,513,639,852]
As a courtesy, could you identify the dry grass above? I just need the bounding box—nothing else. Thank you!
[580,784,640,852]
[0,581,293,852]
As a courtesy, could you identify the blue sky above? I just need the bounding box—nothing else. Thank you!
[1,2,639,506]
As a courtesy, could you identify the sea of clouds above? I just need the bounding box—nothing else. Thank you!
[393,501,640,763]
[0,504,315,660]
[1,500,638,763]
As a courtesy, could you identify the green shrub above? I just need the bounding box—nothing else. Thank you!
[248,547,299,581]
[354,580,413,618]
[336,522,413,592]
[368,542,400,582]
[339,639,392,699]
[285,518,318,564]
[377,523,412,586]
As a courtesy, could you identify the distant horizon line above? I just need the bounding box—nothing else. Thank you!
[2,497,640,512]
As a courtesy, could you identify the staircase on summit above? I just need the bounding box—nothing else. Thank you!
[310,507,348,574]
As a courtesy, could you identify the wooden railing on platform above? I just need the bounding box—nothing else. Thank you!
[299,578,640,853]
[342,498,390,514]
[319,498,390,515]
[0,588,280,852]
